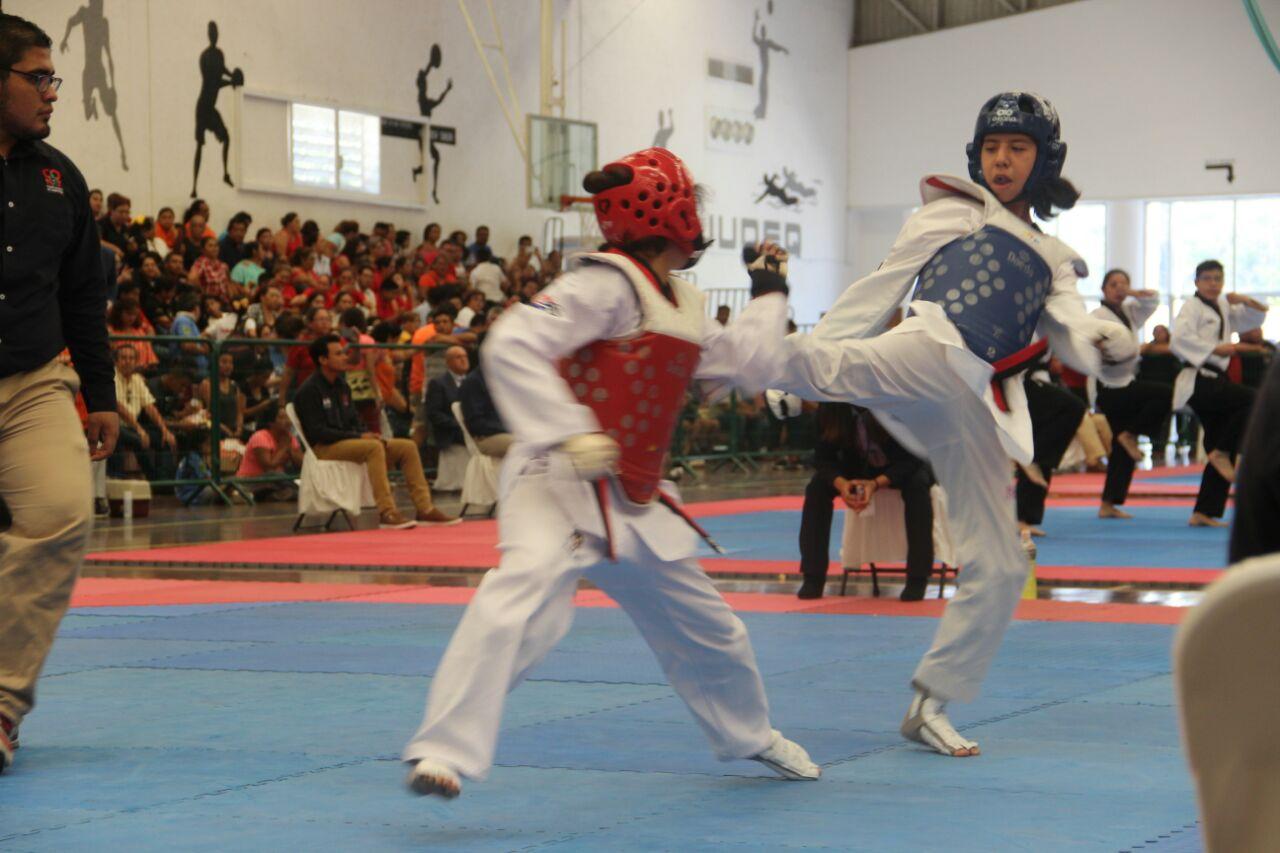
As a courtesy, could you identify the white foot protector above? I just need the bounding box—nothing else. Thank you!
[405,758,462,799]
[901,691,980,757]
[750,729,821,780]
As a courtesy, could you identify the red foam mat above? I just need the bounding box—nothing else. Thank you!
[68,577,1185,624]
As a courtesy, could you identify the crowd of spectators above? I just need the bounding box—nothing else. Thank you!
[89,191,814,507]
[90,190,565,497]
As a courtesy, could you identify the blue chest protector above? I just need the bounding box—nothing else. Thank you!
[911,226,1053,365]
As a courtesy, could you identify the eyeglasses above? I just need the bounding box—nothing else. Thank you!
[3,68,62,93]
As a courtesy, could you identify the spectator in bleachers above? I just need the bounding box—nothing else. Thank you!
[715,305,731,327]
[279,305,332,401]
[106,296,158,371]
[293,334,457,528]
[198,294,237,340]
[371,320,411,437]
[188,235,232,302]
[197,352,245,441]
[163,250,186,281]
[377,275,413,321]
[234,407,301,501]
[137,217,166,257]
[252,227,277,269]
[155,206,179,249]
[141,274,186,335]
[416,222,442,265]
[88,187,104,220]
[239,363,277,435]
[459,363,510,458]
[468,253,507,303]
[133,251,164,299]
[230,237,266,291]
[417,252,455,296]
[243,284,284,339]
[219,213,250,267]
[111,345,177,478]
[168,292,209,376]
[179,211,210,266]
[98,192,130,257]
[465,225,490,266]
[148,365,204,444]
[275,212,302,260]
[425,344,468,454]
[338,308,381,433]
[455,289,487,330]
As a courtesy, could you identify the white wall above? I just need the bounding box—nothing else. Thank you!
[847,0,1280,209]
[15,0,852,323]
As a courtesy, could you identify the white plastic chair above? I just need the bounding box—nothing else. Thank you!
[285,403,375,532]
[839,484,958,597]
[1175,553,1280,853]
[451,401,499,518]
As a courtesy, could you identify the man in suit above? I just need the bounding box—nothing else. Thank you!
[798,403,936,601]
[425,345,470,489]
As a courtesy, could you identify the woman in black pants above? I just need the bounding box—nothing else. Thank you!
[797,403,936,601]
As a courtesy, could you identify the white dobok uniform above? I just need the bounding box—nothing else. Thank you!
[1170,294,1266,412]
[1088,293,1159,399]
[403,253,789,780]
[773,175,1136,702]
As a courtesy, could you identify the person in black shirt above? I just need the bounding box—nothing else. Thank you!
[459,363,511,458]
[96,190,129,256]
[0,12,117,775]
[798,403,936,601]
[293,334,458,529]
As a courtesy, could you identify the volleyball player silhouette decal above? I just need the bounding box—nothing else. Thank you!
[191,21,244,198]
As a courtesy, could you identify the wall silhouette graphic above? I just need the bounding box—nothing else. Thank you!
[413,44,453,204]
[191,21,243,198]
[60,0,127,171]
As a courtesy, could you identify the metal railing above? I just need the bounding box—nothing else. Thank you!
[102,332,820,507]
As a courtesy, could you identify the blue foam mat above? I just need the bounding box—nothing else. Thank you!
[1,602,1199,852]
[695,506,1229,569]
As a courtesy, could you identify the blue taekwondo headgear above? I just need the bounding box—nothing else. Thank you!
[965,92,1066,194]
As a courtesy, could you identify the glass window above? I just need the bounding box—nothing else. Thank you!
[291,104,336,189]
[1038,203,1107,305]
[1234,197,1280,296]
[291,103,381,195]
[1169,200,1234,295]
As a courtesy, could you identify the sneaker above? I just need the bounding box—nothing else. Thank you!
[405,758,462,799]
[796,578,825,600]
[750,729,821,780]
[415,508,461,527]
[379,510,416,530]
[0,715,15,774]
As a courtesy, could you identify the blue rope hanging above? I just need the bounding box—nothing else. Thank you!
[1243,0,1280,75]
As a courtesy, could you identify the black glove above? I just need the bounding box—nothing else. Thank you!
[749,267,789,298]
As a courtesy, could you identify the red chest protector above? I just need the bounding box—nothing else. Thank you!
[559,252,704,504]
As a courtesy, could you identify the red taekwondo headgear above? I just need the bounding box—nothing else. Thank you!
[584,147,711,260]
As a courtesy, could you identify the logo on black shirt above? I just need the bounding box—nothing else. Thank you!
[41,168,65,195]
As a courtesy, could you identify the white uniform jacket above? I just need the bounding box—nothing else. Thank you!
[482,257,789,561]
[779,174,1136,463]
[1087,293,1160,403]
[1170,294,1267,411]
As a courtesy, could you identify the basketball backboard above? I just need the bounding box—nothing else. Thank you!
[527,114,598,209]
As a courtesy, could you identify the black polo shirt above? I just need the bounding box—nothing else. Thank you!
[0,139,114,411]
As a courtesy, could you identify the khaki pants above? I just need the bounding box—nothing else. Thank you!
[473,433,513,459]
[1075,412,1113,466]
[0,361,93,724]
[314,437,434,515]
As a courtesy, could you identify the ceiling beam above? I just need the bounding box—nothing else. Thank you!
[886,0,930,33]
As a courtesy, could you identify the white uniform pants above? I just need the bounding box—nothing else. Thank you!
[782,328,1027,702]
[402,472,775,780]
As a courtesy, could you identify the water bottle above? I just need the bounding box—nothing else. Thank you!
[1019,528,1037,600]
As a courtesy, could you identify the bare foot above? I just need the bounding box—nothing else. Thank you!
[1099,503,1133,519]
[1189,512,1228,528]
[1115,431,1143,461]
[1018,522,1047,538]
[1207,450,1235,483]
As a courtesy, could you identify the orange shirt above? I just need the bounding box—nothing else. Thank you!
[408,324,439,395]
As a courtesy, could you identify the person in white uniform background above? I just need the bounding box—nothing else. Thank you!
[773,92,1137,757]
[402,147,821,799]
[1089,269,1166,519]
[1170,260,1268,527]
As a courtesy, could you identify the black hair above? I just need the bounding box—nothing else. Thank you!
[339,307,367,331]
[432,304,458,320]
[300,220,320,246]
[370,321,399,343]
[1195,259,1224,279]
[303,305,328,325]
[275,312,305,340]
[176,293,201,313]
[281,212,298,228]
[308,333,342,367]
[423,222,440,241]
[227,212,251,229]
[1026,176,1080,221]
[1099,268,1130,291]
[0,14,52,78]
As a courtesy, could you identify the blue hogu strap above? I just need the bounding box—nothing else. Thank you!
[911,226,1053,365]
